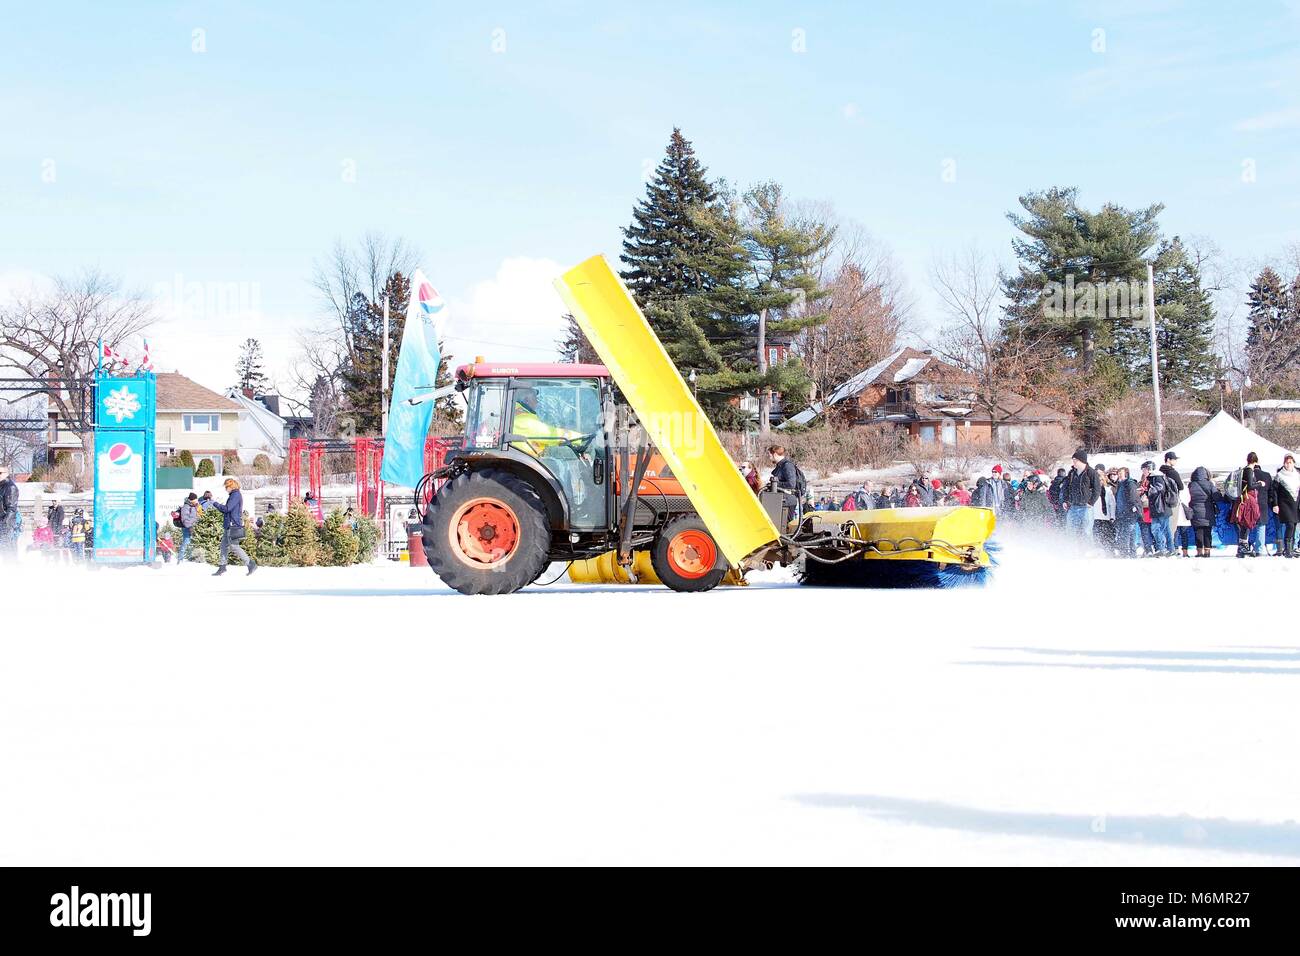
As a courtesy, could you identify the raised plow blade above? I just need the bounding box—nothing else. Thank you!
[796,506,998,589]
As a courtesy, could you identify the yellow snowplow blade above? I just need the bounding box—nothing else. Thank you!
[568,551,746,586]
[800,506,996,567]
[554,255,780,565]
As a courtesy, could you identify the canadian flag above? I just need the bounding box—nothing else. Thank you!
[138,339,154,372]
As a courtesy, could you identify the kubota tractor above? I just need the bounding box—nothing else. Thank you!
[419,361,731,595]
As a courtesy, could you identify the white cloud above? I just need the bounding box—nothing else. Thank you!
[440,256,569,366]
[1234,106,1300,132]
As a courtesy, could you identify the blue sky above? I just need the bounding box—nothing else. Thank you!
[3,0,1299,394]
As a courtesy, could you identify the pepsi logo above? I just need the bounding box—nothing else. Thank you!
[108,442,132,465]
[417,281,444,315]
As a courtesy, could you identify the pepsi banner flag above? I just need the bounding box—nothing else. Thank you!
[380,270,447,489]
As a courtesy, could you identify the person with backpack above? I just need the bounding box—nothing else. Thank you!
[1159,451,1184,554]
[1234,452,1269,557]
[176,492,199,565]
[68,509,87,560]
[1138,460,1172,556]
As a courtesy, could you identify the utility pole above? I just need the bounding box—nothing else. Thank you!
[757,307,769,433]
[380,296,390,437]
[1147,262,1163,452]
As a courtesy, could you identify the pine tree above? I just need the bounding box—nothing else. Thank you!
[1245,267,1300,388]
[1002,186,1163,435]
[339,272,459,433]
[283,500,322,566]
[557,313,600,364]
[741,181,832,430]
[618,130,824,426]
[234,338,270,394]
[619,131,758,424]
[1111,237,1218,392]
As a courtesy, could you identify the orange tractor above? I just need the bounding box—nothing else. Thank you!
[419,361,738,594]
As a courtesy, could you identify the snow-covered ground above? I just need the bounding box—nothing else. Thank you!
[2,539,1298,866]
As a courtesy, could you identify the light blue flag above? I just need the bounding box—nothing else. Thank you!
[380,270,447,488]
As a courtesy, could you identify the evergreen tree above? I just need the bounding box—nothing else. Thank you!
[618,130,819,426]
[1111,237,1218,391]
[557,313,600,364]
[1244,266,1300,388]
[741,181,833,429]
[1002,186,1163,435]
[339,272,459,433]
[283,500,322,566]
[234,338,270,394]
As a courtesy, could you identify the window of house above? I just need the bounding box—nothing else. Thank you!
[194,454,223,476]
[183,413,221,432]
[768,346,780,366]
[919,424,936,443]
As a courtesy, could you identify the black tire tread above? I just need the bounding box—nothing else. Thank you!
[423,469,551,595]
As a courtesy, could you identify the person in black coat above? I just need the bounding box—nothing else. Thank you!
[1187,466,1219,557]
[1271,454,1300,558]
[1063,449,1099,541]
[1112,467,1140,557]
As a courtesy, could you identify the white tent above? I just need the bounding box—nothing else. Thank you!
[1162,409,1297,475]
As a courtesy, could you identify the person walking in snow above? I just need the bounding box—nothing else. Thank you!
[0,467,20,559]
[213,477,256,576]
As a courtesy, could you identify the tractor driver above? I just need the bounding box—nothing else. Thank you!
[509,385,593,520]
[509,387,586,459]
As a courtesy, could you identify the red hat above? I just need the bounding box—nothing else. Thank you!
[992,464,1003,474]
[931,478,942,489]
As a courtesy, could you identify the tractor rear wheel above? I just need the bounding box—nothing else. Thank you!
[650,515,726,593]
[423,469,551,595]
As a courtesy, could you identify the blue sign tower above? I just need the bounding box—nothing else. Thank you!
[92,371,157,564]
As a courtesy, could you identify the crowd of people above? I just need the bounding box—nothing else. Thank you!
[765,444,1300,559]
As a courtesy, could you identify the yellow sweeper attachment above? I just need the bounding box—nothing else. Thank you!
[796,506,997,588]
[554,255,780,569]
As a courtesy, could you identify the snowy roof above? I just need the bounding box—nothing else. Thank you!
[1244,399,1300,412]
[893,357,931,383]
[938,406,973,416]
[777,348,908,429]
[1163,409,1298,473]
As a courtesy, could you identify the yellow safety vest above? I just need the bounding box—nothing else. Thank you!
[511,408,580,458]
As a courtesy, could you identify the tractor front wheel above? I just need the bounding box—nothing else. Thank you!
[423,470,551,595]
[650,515,726,593]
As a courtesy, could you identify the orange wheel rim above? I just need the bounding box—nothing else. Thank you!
[667,529,717,579]
[449,497,520,568]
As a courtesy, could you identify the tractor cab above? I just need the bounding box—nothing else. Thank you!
[455,362,612,530]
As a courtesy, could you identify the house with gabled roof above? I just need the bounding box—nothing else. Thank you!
[779,346,1071,447]
[155,372,243,474]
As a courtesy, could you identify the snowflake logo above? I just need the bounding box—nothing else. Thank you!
[103,385,142,423]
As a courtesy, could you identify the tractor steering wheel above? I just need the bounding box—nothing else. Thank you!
[556,432,598,455]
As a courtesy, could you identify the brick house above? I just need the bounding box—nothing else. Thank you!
[780,347,1071,447]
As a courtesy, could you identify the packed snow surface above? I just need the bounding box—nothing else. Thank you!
[2,538,1297,865]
